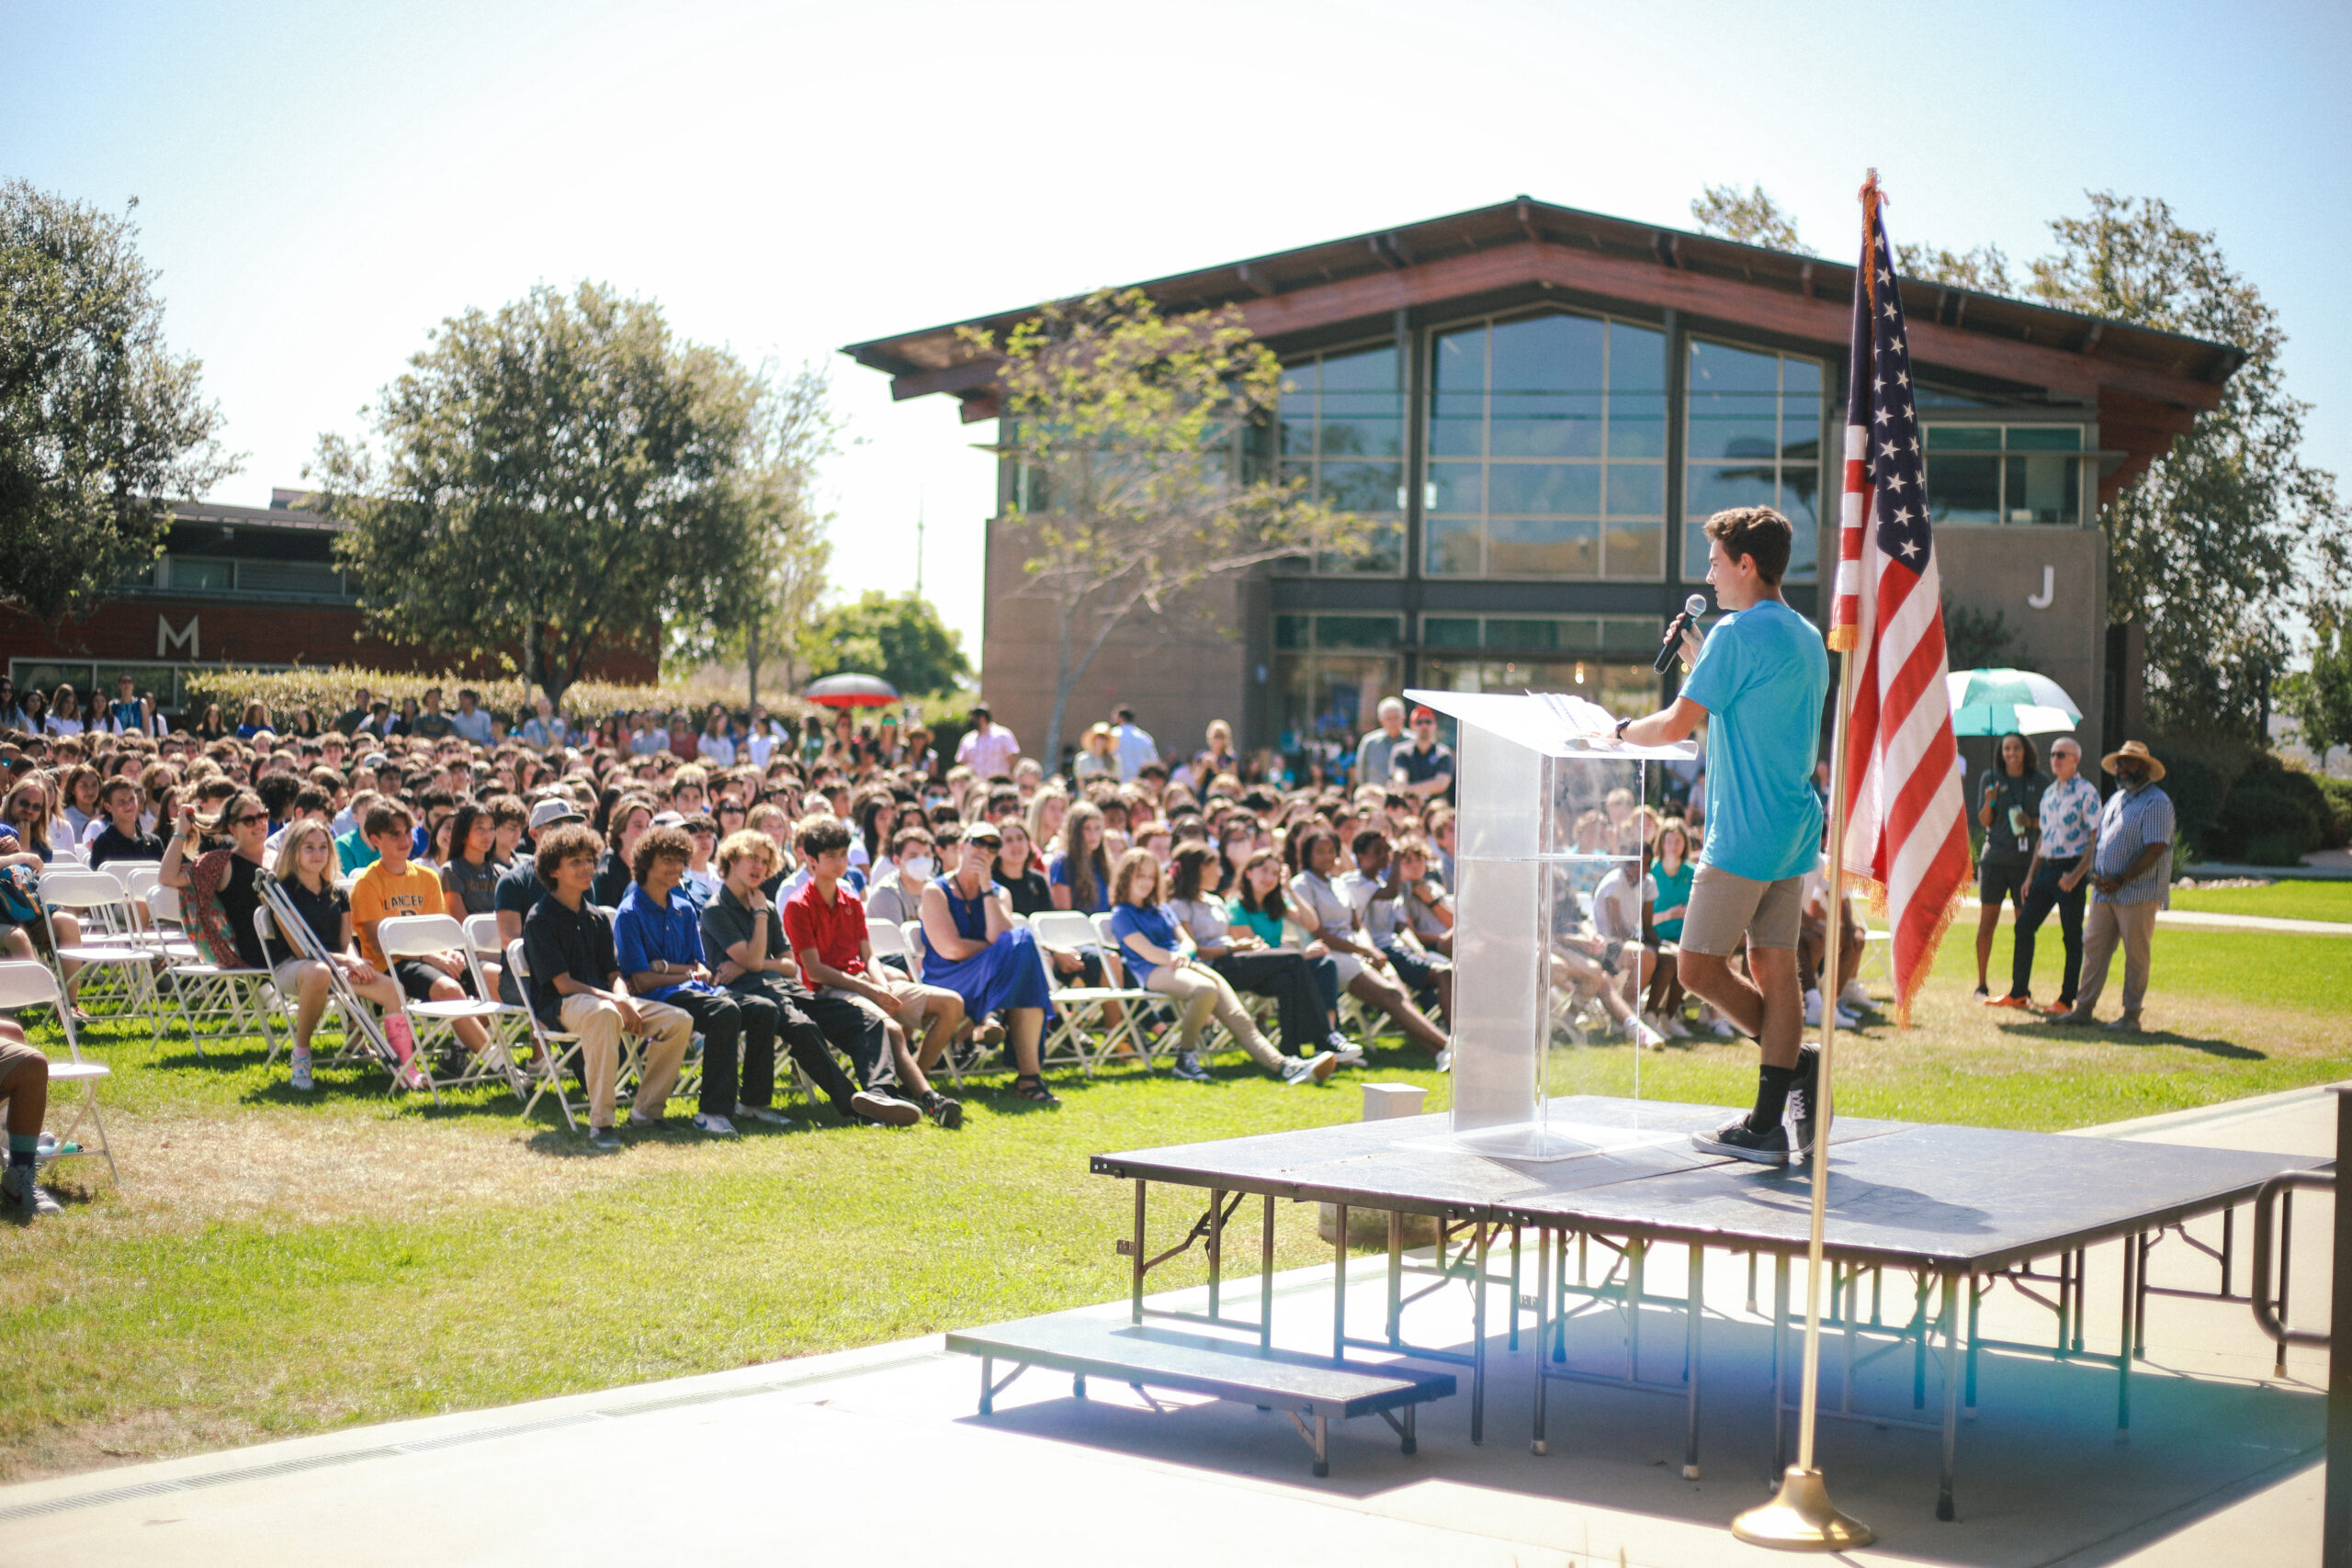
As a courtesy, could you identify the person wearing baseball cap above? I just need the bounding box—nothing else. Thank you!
[2053,740,2172,1033]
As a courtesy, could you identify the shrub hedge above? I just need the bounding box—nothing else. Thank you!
[178,666,819,728]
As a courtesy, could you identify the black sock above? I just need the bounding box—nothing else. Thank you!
[1749,1064,1797,1134]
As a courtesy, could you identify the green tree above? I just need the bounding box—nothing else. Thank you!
[804,591,969,699]
[311,282,768,711]
[2281,604,2352,761]
[665,363,840,709]
[1689,184,1813,253]
[0,182,235,624]
[1893,240,2015,295]
[2027,193,2350,739]
[972,288,1366,767]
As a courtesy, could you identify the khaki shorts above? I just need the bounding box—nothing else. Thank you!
[1678,863,1804,955]
[0,1032,46,1087]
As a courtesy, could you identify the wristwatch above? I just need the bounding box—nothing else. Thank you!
[1613,717,1633,741]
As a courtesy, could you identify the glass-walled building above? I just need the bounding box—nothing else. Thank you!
[847,197,2240,770]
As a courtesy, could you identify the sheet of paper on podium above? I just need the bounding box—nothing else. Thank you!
[1407,689,1699,1161]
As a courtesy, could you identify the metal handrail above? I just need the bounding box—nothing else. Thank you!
[2252,1169,2334,1349]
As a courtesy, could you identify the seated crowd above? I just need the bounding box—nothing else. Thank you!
[0,678,1842,1208]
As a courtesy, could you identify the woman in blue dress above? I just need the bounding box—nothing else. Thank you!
[918,822,1056,1101]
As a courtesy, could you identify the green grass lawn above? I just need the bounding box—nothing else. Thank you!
[2168,880,2352,925]
[4,920,2348,1483]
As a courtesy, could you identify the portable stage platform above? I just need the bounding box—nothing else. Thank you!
[1063,1095,2326,1519]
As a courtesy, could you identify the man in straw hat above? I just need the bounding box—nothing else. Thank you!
[2052,739,2172,1032]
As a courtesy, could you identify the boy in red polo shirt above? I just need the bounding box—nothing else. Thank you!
[782,816,963,1123]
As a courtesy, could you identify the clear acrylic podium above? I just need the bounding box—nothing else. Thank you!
[1407,689,1700,1161]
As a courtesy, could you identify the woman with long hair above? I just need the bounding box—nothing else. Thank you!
[591,795,656,908]
[438,803,501,918]
[159,788,274,979]
[1644,817,1694,1034]
[1167,842,1350,1069]
[0,778,88,1010]
[290,706,320,739]
[1026,787,1069,858]
[58,764,104,851]
[234,701,270,740]
[194,701,226,741]
[1973,730,2048,1000]
[1286,824,1449,1058]
[1109,848,1334,1087]
[1048,799,1113,915]
[993,819,1053,917]
[854,789,899,876]
[45,686,85,738]
[1216,817,1255,898]
[266,820,404,1090]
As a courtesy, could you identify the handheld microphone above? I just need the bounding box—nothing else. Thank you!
[1654,594,1708,673]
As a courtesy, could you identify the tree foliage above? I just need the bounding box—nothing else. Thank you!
[2026,193,2349,739]
[664,363,840,705]
[0,181,236,624]
[803,590,969,700]
[973,288,1367,766]
[1893,240,2016,295]
[1689,184,1813,254]
[311,282,770,710]
[2280,604,2352,761]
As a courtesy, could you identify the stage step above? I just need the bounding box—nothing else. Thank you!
[945,1311,1455,1476]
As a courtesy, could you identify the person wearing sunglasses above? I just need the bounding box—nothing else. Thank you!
[161,791,276,976]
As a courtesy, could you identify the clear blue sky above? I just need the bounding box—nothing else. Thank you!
[6,0,2347,667]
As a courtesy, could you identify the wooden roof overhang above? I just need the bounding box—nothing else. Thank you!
[844,197,2242,507]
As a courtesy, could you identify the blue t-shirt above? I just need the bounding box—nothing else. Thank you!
[1047,852,1110,915]
[1107,902,1182,986]
[1679,598,1828,883]
[613,884,718,1003]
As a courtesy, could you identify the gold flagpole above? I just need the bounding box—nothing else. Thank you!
[1733,174,1881,1553]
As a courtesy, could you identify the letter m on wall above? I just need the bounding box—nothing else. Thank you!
[158,614,199,660]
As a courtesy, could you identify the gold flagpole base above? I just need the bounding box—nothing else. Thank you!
[1732,1467,1876,1551]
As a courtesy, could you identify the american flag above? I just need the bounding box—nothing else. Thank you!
[1832,181,1969,1024]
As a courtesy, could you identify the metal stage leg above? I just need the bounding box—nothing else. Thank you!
[1553,1230,1569,1364]
[2056,1248,2073,1356]
[1131,1181,1148,1325]
[1966,1275,1982,1416]
[2221,1205,2233,1295]
[2073,1248,2087,1354]
[1473,1222,1490,1445]
[1842,1261,1858,1414]
[1772,1252,1791,1477]
[1207,1187,1224,1321]
[979,1355,992,1416]
[1333,1203,1350,1361]
[2135,1232,2151,1359]
[1684,1243,1703,1480]
[1628,1237,1645,1381]
[1073,1373,1086,1398]
[1261,1194,1275,1351]
[2277,1192,2293,1378]
[1403,1402,1417,1456]
[1534,1225,1552,1456]
[1747,1247,1758,1314]
[1939,1270,1962,1522]
[2119,1227,2135,1438]
[1314,1413,1329,1477]
[1914,1269,1931,1409]
[1510,1224,1522,1351]
[1387,1211,1404,1349]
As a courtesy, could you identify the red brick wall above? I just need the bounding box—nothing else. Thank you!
[0,599,657,683]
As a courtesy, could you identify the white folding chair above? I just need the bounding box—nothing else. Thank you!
[146,886,276,1057]
[376,914,513,1098]
[1030,910,1157,1076]
[0,960,117,1183]
[38,868,166,1041]
[462,912,535,1077]
[503,939,582,1132]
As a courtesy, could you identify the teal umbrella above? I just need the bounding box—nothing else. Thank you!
[1945,667,2081,736]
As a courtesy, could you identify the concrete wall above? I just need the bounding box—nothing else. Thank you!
[1935,525,2108,769]
[978,513,1254,771]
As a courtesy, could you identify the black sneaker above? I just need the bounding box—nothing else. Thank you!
[921,1090,964,1131]
[1786,1046,1821,1163]
[1169,1050,1213,1082]
[1690,1118,1789,1166]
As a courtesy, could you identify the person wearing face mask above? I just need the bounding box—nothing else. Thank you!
[863,826,938,927]
[2052,741,2174,1033]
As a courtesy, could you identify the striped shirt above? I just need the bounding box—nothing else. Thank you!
[2093,784,2174,908]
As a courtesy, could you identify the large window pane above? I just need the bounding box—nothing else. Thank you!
[1274,652,1401,751]
[1489,464,1600,516]
[1606,521,1665,580]
[1604,463,1665,518]
[1425,515,1482,575]
[1687,464,1778,516]
[1431,328,1486,457]
[1609,321,1667,391]
[1429,461,1481,514]
[1690,339,1779,394]
[1608,393,1668,457]
[1493,314,1603,396]
[1489,516,1597,576]
[1321,521,1403,576]
[1930,456,2000,523]
[2007,455,2080,525]
[1424,616,1480,649]
[1320,461,1402,514]
[2005,426,2082,452]
[1490,405,1602,458]
[1688,400,1779,462]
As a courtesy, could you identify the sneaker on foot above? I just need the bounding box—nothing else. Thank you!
[1787,1047,1821,1162]
[1838,981,1874,1012]
[1690,1118,1790,1167]
[1281,1050,1338,1087]
[1327,1033,1365,1066]
[1971,985,1991,1001]
[1169,1050,1213,1082]
[2105,1014,2144,1032]
[3,1162,61,1214]
[921,1091,965,1130]
[691,1112,738,1137]
[1661,1013,1693,1041]
[289,1056,314,1091]
[1432,1047,1452,1074]
[849,1089,922,1127]
[586,1125,624,1152]
[1803,991,1826,1027]
[734,1103,792,1126]
[1632,1018,1668,1051]
[2050,1010,2096,1027]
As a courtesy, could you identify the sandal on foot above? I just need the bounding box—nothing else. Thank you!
[1012,1075,1060,1107]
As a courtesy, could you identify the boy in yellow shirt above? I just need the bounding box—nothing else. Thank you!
[350,801,490,1058]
